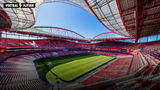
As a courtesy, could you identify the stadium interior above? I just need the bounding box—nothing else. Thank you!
[0,0,160,90]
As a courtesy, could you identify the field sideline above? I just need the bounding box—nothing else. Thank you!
[44,54,115,83]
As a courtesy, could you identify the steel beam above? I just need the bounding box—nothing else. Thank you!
[135,0,144,42]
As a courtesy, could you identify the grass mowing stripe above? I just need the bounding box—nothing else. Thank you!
[35,54,97,76]
[52,56,114,81]
[54,56,110,74]
[60,57,112,76]
[53,56,103,72]
[44,54,97,68]
[57,57,111,80]
[46,56,100,82]
[45,57,113,83]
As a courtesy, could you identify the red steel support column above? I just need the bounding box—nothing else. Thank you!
[135,0,144,42]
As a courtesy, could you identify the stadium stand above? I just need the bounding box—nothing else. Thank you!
[0,0,160,90]
[0,37,160,89]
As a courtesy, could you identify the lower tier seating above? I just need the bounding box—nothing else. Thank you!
[81,54,143,85]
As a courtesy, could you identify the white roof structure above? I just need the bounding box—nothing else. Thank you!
[1,0,128,37]
[0,0,41,29]
[2,0,159,40]
[0,0,91,30]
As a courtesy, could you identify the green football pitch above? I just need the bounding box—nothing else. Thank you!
[35,54,115,83]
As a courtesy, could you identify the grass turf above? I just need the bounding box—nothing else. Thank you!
[44,54,115,83]
[34,54,97,75]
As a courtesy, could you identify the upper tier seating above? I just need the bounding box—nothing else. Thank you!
[0,38,88,49]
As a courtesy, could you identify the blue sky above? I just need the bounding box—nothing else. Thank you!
[34,2,160,42]
[34,2,110,38]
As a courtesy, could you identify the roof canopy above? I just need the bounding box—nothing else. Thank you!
[0,0,159,41]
